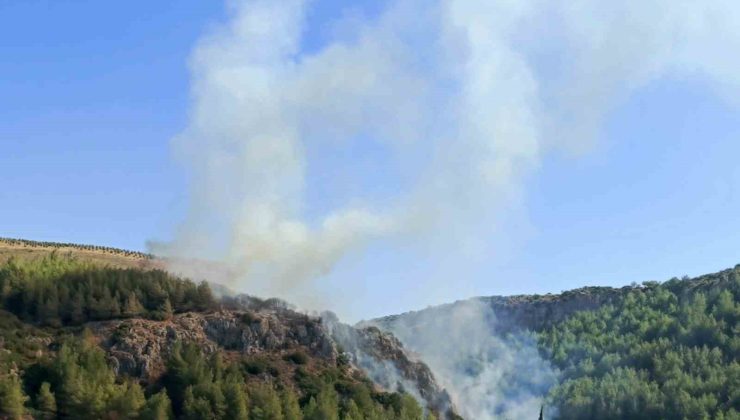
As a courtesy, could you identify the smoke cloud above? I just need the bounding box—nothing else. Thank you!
[365,300,558,419]
[157,0,740,313]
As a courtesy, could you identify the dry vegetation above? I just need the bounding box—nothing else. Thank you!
[0,237,162,270]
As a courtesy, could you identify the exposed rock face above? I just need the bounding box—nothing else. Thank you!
[88,306,456,416]
[478,286,627,331]
[324,312,455,415]
[351,326,454,412]
[372,285,629,334]
[88,309,336,380]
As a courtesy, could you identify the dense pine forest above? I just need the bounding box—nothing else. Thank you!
[538,268,740,419]
[0,255,215,326]
[0,254,428,420]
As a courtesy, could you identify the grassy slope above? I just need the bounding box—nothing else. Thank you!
[0,237,161,270]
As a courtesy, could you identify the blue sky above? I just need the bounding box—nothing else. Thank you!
[0,0,218,249]
[2,0,740,319]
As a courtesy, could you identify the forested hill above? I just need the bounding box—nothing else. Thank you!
[371,265,740,419]
[3,238,738,419]
[0,249,455,420]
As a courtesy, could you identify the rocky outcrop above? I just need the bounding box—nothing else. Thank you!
[479,286,628,331]
[372,285,630,334]
[88,309,336,380]
[88,307,457,416]
[351,326,454,412]
[323,312,456,416]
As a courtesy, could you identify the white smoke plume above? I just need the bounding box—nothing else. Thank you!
[152,1,740,417]
[365,300,558,419]
[157,0,740,312]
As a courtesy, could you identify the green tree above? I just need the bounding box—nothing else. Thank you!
[183,386,215,420]
[159,297,174,320]
[122,291,145,317]
[343,400,363,420]
[194,281,215,311]
[141,389,174,420]
[304,383,339,420]
[249,384,283,420]
[397,394,423,420]
[539,268,740,419]
[68,291,86,324]
[0,373,27,419]
[36,381,57,418]
[108,380,146,418]
[281,389,301,420]
[224,379,249,420]
[51,336,149,418]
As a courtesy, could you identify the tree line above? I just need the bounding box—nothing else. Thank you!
[0,238,154,260]
[0,254,216,326]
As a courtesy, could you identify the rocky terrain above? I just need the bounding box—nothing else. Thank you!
[370,284,632,335]
[324,312,454,413]
[86,304,455,415]
[372,267,738,335]
[88,310,332,380]
[0,239,460,418]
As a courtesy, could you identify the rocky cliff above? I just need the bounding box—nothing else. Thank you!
[88,304,456,416]
[88,309,335,380]
[324,312,455,414]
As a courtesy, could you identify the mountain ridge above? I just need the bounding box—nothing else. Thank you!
[0,239,459,419]
[367,264,740,419]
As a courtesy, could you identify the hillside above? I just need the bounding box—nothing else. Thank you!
[370,266,740,419]
[3,238,738,419]
[0,243,458,420]
[0,238,238,299]
[0,237,160,270]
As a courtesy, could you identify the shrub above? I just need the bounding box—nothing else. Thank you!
[283,351,308,365]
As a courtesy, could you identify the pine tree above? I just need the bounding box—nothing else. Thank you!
[182,386,214,420]
[249,384,283,420]
[91,288,114,319]
[141,389,174,420]
[52,336,137,418]
[315,384,339,420]
[343,400,362,420]
[398,394,423,420]
[303,384,339,420]
[123,291,145,317]
[224,380,249,420]
[109,381,146,418]
[281,389,301,420]
[195,281,215,311]
[37,381,57,418]
[38,287,61,326]
[159,297,174,320]
[196,381,226,419]
[303,397,319,420]
[69,291,85,324]
[0,373,28,419]
[110,291,122,318]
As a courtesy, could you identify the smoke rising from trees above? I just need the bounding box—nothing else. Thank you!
[157,0,740,315]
